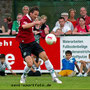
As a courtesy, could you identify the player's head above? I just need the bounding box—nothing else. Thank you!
[41,15,47,24]
[0,54,5,63]
[22,5,29,15]
[65,50,72,60]
[59,17,65,27]
[29,6,39,20]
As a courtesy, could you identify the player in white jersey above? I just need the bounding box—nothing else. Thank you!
[77,54,90,77]
[0,54,16,76]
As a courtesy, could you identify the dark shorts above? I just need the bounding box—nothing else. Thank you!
[19,41,44,58]
[0,71,5,76]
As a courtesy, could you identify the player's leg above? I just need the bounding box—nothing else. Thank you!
[23,56,33,75]
[19,43,33,83]
[83,64,90,77]
[20,56,33,83]
[83,68,90,77]
[32,42,62,84]
[77,60,86,77]
[86,68,90,74]
[39,51,62,84]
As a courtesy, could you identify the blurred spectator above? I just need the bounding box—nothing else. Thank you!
[33,16,48,43]
[72,17,90,34]
[12,13,23,35]
[22,5,29,15]
[33,16,41,43]
[56,50,80,77]
[2,17,8,33]
[51,12,74,35]
[7,17,13,30]
[76,7,90,26]
[7,16,13,35]
[41,15,49,34]
[77,54,90,77]
[68,8,76,28]
[51,17,72,36]
[54,12,74,31]
[0,21,3,33]
[28,56,43,76]
[0,54,16,76]
[0,17,12,35]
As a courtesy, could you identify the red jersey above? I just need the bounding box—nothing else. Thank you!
[76,15,90,26]
[76,25,90,32]
[16,14,35,44]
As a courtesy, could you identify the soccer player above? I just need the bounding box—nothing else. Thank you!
[0,54,16,76]
[56,50,80,77]
[16,6,62,84]
[77,54,90,77]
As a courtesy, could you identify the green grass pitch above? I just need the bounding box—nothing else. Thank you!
[0,74,90,90]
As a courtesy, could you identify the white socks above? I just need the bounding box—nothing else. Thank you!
[23,65,30,77]
[45,60,56,78]
[22,60,56,79]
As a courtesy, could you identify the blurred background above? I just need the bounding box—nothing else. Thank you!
[0,0,90,31]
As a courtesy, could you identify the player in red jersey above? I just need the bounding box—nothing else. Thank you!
[16,6,62,84]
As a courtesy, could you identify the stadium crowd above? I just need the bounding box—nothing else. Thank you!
[0,6,90,36]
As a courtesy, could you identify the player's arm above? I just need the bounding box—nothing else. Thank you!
[65,30,72,34]
[72,28,79,34]
[75,61,80,72]
[30,67,36,72]
[6,62,16,75]
[22,21,42,29]
[32,57,41,68]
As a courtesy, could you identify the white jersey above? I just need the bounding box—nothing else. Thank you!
[53,20,74,32]
[53,24,71,33]
[0,61,11,71]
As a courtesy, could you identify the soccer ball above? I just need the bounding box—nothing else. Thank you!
[45,34,57,45]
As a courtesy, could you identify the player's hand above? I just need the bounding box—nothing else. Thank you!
[34,31,40,35]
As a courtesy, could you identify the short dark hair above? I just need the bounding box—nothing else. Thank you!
[29,6,39,14]
[65,50,72,55]
[0,54,5,59]
[59,17,65,21]
[79,17,85,21]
